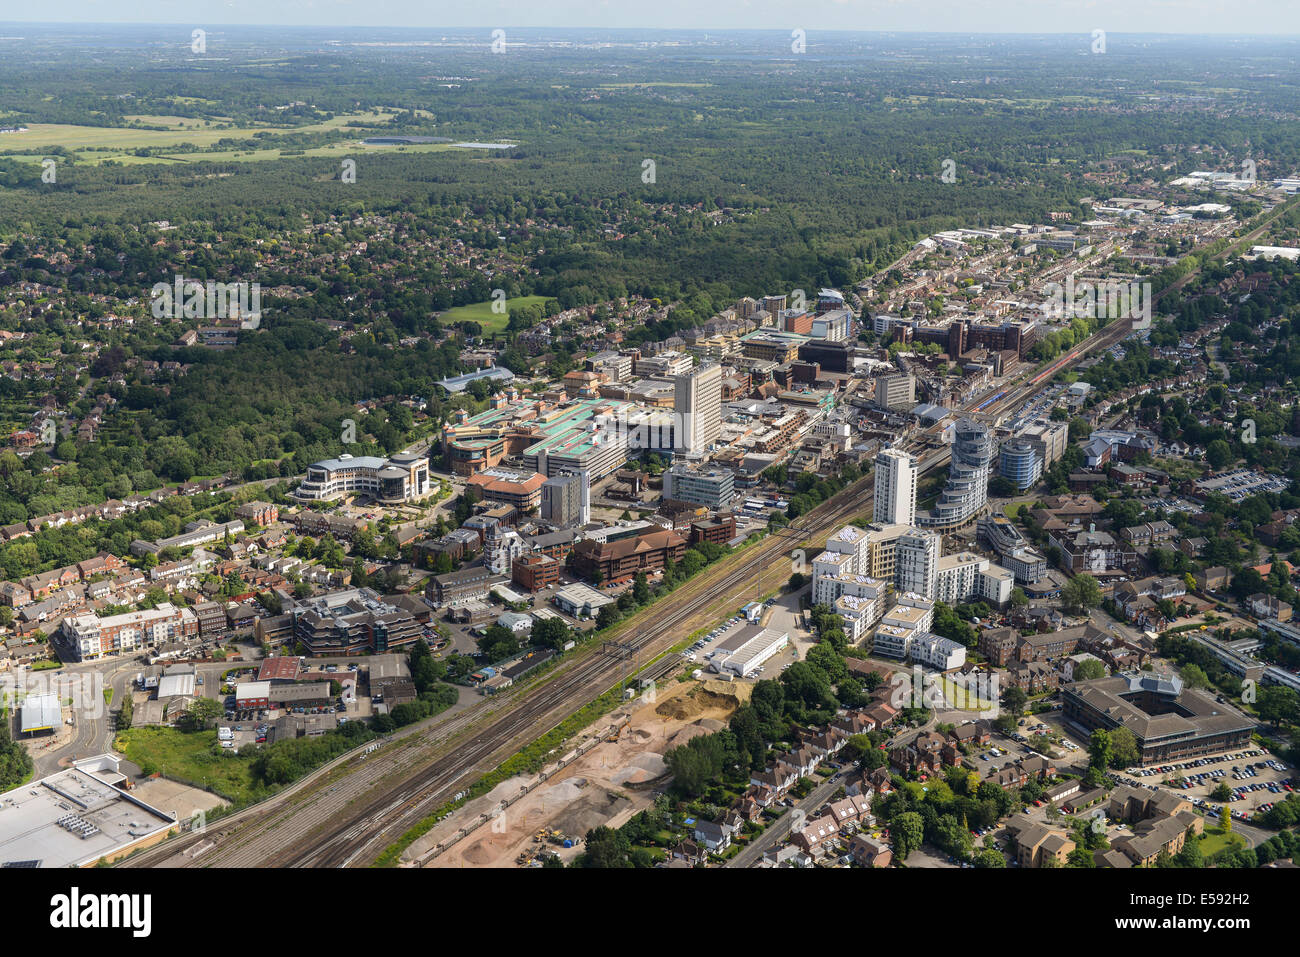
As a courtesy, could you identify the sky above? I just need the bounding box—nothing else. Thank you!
[0,0,1297,35]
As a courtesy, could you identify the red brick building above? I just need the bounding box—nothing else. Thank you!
[571,529,687,583]
[512,553,561,592]
[690,513,737,546]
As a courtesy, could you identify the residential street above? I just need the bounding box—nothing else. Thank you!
[726,769,847,868]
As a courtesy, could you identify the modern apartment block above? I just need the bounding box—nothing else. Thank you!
[910,634,968,671]
[834,587,888,643]
[935,552,1015,606]
[998,439,1043,492]
[896,527,941,599]
[920,419,996,530]
[58,603,199,661]
[874,448,918,526]
[872,593,950,665]
[811,522,921,603]
[977,513,1050,584]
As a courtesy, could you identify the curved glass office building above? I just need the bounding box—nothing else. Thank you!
[999,439,1043,492]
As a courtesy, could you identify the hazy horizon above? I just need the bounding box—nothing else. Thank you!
[0,1,1298,36]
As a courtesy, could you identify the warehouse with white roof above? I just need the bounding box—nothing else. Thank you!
[709,625,789,678]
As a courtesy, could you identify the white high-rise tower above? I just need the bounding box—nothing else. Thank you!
[874,448,918,526]
[675,363,722,455]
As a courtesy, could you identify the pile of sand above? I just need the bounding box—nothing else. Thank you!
[666,723,712,749]
[654,681,752,721]
[461,837,498,866]
[547,777,588,803]
[553,788,633,836]
[610,751,667,785]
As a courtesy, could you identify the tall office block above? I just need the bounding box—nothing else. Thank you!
[541,470,589,527]
[874,373,915,412]
[674,362,722,455]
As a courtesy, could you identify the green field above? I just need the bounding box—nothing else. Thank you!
[0,110,411,166]
[438,295,552,334]
[1199,825,1246,858]
[121,114,233,128]
[937,676,995,712]
[115,727,254,804]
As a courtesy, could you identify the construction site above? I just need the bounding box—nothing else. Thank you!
[408,676,752,868]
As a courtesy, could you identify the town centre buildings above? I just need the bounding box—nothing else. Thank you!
[442,395,682,479]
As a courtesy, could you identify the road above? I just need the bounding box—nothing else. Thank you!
[119,293,1150,869]
[726,770,847,868]
[122,471,892,869]
[25,656,139,776]
[120,200,1300,869]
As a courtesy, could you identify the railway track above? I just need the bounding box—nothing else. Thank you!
[125,470,883,869]
[275,477,893,868]
[128,309,1152,870]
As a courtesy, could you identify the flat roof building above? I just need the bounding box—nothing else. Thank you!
[235,680,272,709]
[553,582,616,619]
[290,587,422,656]
[156,664,196,699]
[20,692,61,734]
[0,755,176,867]
[714,627,790,677]
[467,467,547,511]
[663,462,736,510]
